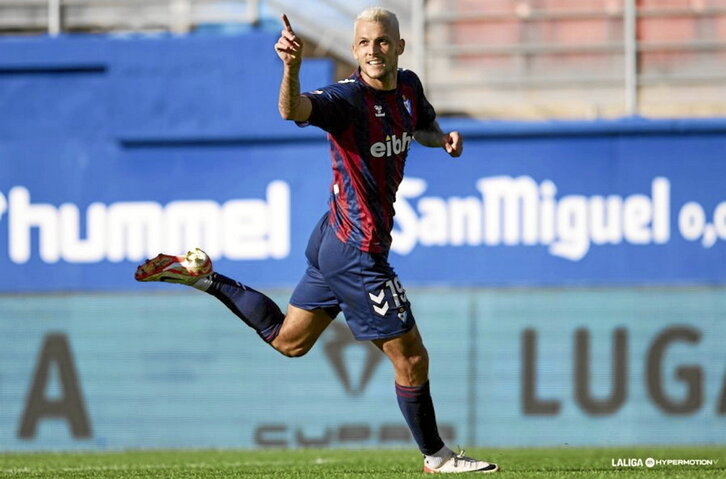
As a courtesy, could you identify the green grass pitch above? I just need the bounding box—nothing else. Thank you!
[1,446,724,478]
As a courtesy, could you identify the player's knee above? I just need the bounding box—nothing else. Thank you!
[275,342,311,358]
[406,351,428,373]
[280,347,308,358]
[394,349,429,378]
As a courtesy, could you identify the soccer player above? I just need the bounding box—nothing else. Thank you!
[135,7,498,474]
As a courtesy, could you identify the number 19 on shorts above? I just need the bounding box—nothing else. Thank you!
[368,276,409,322]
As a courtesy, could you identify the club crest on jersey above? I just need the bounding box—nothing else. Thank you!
[374,105,385,118]
[370,132,414,158]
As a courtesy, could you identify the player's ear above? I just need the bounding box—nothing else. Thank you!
[397,38,405,55]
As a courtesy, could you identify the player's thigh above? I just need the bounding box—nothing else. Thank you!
[373,324,426,358]
[286,261,341,354]
[271,305,333,355]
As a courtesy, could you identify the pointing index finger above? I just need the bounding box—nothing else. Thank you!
[281,14,293,33]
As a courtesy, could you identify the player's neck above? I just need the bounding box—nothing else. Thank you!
[359,69,397,91]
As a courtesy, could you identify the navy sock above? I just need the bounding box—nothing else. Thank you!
[205,273,284,343]
[395,381,445,455]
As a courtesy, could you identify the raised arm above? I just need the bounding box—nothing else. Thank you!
[275,14,312,122]
[414,121,463,158]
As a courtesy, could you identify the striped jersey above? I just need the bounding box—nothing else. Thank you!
[301,68,436,253]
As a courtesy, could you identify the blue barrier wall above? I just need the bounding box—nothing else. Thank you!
[1,35,725,451]
[1,289,725,451]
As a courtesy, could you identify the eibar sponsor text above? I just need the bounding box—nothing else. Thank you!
[370,132,414,158]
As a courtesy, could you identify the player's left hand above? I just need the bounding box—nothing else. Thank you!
[442,131,463,157]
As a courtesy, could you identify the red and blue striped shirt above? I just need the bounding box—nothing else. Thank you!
[301,68,436,253]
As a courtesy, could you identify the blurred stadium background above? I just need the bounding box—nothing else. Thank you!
[1,0,725,460]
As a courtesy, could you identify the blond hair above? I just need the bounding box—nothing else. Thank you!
[355,7,400,37]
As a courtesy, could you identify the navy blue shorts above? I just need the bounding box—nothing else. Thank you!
[289,212,416,341]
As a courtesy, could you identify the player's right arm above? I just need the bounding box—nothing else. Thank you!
[275,14,312,122]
